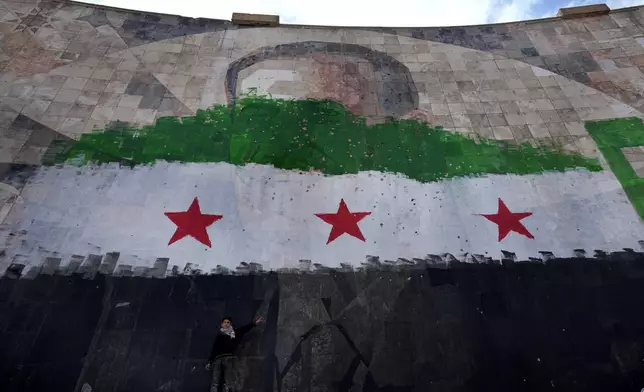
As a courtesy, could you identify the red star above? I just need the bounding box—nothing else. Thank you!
[164,197,223,247]
[479,198,534,242]
[315,199,371,244]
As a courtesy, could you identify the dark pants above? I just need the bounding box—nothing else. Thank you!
[210,356,242,392]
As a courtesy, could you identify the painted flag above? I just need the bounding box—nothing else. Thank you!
[1,97,642,273]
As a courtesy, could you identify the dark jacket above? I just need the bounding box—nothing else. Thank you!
[208,323,255,363]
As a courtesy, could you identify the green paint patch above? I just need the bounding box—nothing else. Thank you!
[586,117,644,219]
[56,96,601,183]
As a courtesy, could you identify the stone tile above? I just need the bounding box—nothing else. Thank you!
[532,99,555,111]
[84,118,107,133]
[564,121,589,136]
[506,78,525,89]
[68,103,94,120]
[61,77,88,91]
[45,101,74,117]
[539,110,562,123]
[105,80,128,94]
[461,91,480,102]
[0,139,26,163]
[524,111,545,125]
[77,91,101,106]
[91,106,114,122]
[504,112,525,126]
[552,99,573,109]
[557,108,581,122]
[444,92,463,103]
[0,110,20,129]
[477,90,497,102]
[522,79,542,89]
[476,126,496,139]
[60,117,87,136]
[84,79,109,93]
[544,86,567,100]
[21,99,51,119]
[547,123,569,137]
[113,107,136,123]
[41,75,68,88]
[538,76,559,88]
[183,84,204,99]
[39,115,64,130]
[97,92,121,107]
[91,67,116,81]
[464,102,485,114]
[8,84,34,99]
[112,70,136,84]
[452,113,472,127]
[447,103,466,115]
[431,103,450,115]
[133,109,157,125]
[13,145,49,165]
[492,126,514,140]
[486,113,508,126]
[510,125,533,142]
[528,124,551,139]
[140,93,164,110]
[33,86,61,100]
[53,88,82,103]
[482,102,502,113]
[467,114,489,127]
[457,81,476,92]
[118,60,140,71]
[433,115,453,128]
[157,97,184,112]
[119,94,142,108]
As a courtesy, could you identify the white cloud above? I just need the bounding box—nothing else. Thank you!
[83,0,643,27]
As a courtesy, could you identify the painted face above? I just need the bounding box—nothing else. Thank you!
[221,319,232,329]
[304,53,377,117]
[234,54,379,118]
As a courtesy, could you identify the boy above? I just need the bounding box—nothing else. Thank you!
[206,316,265,392]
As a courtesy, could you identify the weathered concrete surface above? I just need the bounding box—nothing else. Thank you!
[2,256,644,392]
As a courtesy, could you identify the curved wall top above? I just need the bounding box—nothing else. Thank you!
[2,1,644,276]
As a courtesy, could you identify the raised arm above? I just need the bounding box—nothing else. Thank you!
[236,317,265,341]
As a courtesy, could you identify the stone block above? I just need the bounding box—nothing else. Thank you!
[232,12,279,26]
[556,4,610,19]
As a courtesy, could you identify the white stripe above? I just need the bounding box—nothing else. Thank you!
[1,162,643,272]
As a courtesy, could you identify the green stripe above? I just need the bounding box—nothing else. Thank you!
[586,117,644,219]
[56,97,601,183]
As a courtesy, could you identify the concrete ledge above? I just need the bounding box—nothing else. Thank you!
[232,12,279,26]
[557,4,610,19]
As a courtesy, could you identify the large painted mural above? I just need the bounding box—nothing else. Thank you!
[3,2,644,391]
[2,2,644,273]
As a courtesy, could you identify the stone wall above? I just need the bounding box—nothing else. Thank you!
[3,1,644,390]
[2,255,644,392]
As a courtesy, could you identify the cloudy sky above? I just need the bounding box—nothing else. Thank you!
[83,0,642,26]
